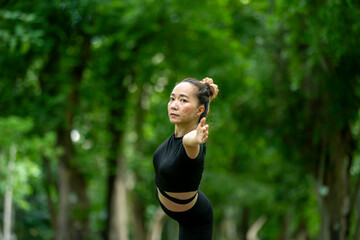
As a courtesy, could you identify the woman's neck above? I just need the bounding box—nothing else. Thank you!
[174,121,198,138]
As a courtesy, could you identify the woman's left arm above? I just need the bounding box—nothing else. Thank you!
[183,118,208,159]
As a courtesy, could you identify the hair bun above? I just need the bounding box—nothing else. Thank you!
[204,82,214,97]
[201,78,218,102]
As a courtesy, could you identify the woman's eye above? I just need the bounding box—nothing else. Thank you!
[181,99,187,103]
[169,97,174,101]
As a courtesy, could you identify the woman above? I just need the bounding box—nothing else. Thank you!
[153,77,219,239]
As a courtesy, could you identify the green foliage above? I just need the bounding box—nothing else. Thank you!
[0,117,57,209]
[1,0,359,239]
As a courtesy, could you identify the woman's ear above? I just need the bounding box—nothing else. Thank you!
[197,105,205,117]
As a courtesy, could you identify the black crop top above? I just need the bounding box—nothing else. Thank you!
[153,133,206,192]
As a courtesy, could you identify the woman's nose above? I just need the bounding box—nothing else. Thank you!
[170,100,178,109]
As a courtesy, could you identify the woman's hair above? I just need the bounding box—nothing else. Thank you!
[179,78,218,122]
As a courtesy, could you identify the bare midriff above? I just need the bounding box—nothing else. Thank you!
[157,187,198,212]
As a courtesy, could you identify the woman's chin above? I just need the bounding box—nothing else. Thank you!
[169,118,180,124]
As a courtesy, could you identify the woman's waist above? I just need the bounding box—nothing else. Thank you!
[157,187,198,203]
[156,187,198,212]
[155,177,199,194]
[164,189,198,199]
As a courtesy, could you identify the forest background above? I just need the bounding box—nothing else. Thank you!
[1,0,360,240]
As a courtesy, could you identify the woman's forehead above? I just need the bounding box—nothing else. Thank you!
[172,82,197,96]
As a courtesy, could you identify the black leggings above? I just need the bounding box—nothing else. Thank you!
[156,189,213,240]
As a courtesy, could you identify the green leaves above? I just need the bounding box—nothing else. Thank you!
[1,0,359,239]
[0,117,57,210]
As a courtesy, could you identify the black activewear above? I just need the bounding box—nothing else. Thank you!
[153,133,213,240]
[156,188,213,240]
[153,133,206,192]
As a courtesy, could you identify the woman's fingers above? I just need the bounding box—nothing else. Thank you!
[202,134,208,143]
[200,124,209,143]
[204,124,209,131]
[197,118,209,143]
[199,117,206,128]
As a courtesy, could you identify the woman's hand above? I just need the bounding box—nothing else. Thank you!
[183,118,209,146]
[195,117,209,144]
[183,118,208,159]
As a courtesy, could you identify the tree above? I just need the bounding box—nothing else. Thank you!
[237,0,360,239]
[1,0,360,239]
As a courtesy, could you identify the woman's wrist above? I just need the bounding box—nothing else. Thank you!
[183,130,200,146]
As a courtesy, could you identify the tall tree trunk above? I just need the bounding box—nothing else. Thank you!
[354,182,360,240]
[220,207,238,240]
[56,33,91,240]
[129,82,148,240]
[318,126,351,240]
[109,155,128,240]
[56,129,91,240]
[38,41,62,239]
[130,192,147,240]
[291,219,309,240]
[239,207,250,240]
[276,213,292,240]
[3,145,16,240]
[3,185,13,240]
[147,207,167,240]
[103,57,129,239]
[104,117,122,240]
[246,216,267,240]
[56,146,71,240]
[104,105,128,240]
[37,9,91,239]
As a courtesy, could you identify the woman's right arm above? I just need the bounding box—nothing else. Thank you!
[182,118,208,159]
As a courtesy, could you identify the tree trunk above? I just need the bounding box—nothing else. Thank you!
[130,191,147,240]
[3,145,16,240]
[103,97,130,240]
[56,151,71,240]
[104,106,128,240]
[147,207,167,240]
[220,207,238,240]
[109,155,129,240]
[103,53,129,239]
[104,124,123,240]
[56,128,91,240]
[3,185,13,240]
[129,82,149,240]
[291,219,309,240]
[276,213,292,240]
[38,41,63,239]
[56,122,91,240]
[318,127,351,240]
[239,207,250,240]
[354,183,360,240]
[246,216,267,240]
[56,33,91,240]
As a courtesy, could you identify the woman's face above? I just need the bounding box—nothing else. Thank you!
[168,82,203,124]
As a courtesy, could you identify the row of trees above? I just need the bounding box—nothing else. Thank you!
[1,0,360,239]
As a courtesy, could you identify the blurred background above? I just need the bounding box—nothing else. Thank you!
[0,0,360,239]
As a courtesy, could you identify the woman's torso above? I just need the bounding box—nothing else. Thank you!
[153,133,206,212]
